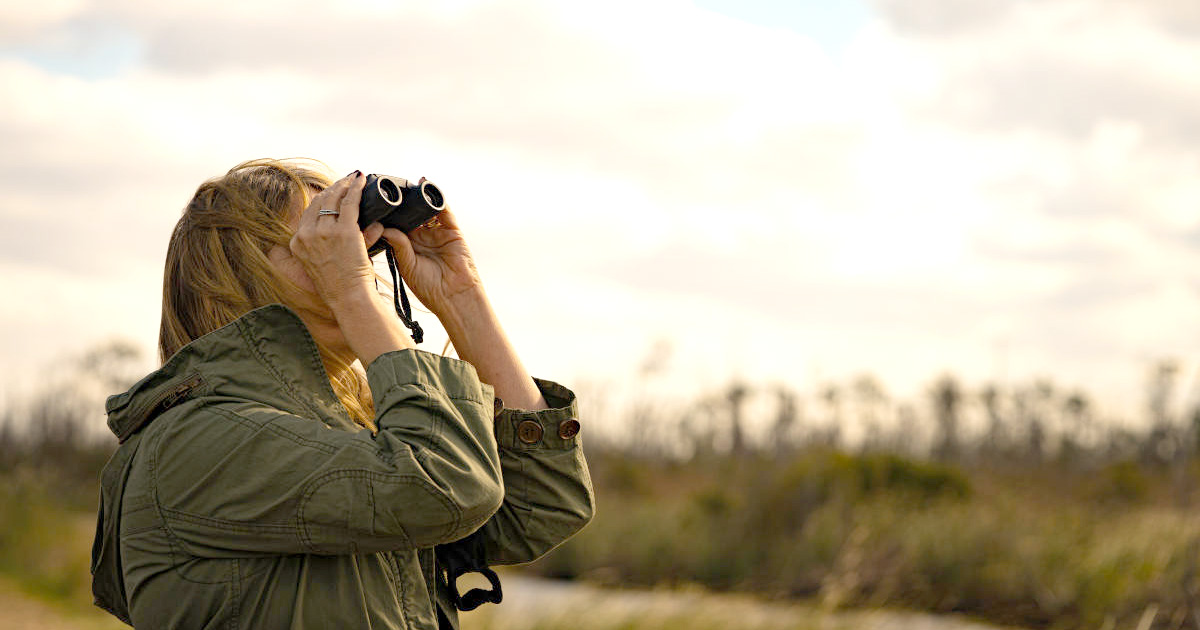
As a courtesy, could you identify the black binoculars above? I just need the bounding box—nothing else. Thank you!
[357,174,445,342]
[358,175,445,250]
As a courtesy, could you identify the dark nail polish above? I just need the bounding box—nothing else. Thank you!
[353,170,362,178]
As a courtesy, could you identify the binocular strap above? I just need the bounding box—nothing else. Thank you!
[382,243,424,344]
[436,530,504,612]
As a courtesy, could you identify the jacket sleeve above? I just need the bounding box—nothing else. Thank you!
[463,378,595,565]
[148,349,504,557]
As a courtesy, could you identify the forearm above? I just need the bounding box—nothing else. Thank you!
[329,288,416,367]
[434,286,547,411]
[438,379,594,566]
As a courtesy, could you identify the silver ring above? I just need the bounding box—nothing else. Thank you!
[317,208,340,217]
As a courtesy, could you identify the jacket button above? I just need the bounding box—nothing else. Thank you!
[557,418,580,440]
[517,420,543,444]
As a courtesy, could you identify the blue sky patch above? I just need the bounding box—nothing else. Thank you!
[2,17,143,80]
[693,0,872,54]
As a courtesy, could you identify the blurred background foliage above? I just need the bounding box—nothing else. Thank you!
[1,342,1198,629]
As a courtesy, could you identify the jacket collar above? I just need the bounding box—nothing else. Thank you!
[105,304,357,442]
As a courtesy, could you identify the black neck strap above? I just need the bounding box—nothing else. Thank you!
[382,242,424,344]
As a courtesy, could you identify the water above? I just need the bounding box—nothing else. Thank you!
[461,574,1024,630]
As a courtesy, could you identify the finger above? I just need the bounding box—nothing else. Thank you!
[381,228,417,277]
[298,188,330,230]
[338,171,365,226]
[423,205,458,231]
[316,174,355,221]
[301,175,351,228]
[363,221,384,250]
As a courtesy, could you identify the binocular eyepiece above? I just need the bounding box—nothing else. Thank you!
[359,175,446,252]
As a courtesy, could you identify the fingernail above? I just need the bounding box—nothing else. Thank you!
[353,170,362,178]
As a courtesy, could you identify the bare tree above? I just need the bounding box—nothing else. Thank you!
[80,339,145,393]
[1143,360,1181,466]
[931,375,963,461]
[979,383,1007,460]
[819,383,844,448]
[726,381,749,457]
[1059,390,1093,465]
[852,375,888,452]
[769,385,801,455]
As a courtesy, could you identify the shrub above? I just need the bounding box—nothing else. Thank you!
[1091,460,1149,505]
[0,468,96,604]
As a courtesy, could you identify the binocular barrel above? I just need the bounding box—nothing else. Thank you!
[358,174,445,233]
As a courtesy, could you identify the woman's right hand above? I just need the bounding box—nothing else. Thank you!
[289,172,415,363]
[289,172,385,311]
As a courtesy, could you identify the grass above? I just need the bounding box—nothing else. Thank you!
[525,449,1200,630]
[1,453,1196,629]
[0,468,100,609]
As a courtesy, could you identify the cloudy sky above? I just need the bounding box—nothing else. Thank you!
[1,0,1197,427]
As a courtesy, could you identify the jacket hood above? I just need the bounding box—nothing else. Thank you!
[105,303,358,442]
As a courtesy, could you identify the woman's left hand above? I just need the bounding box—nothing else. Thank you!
[386,208,547,410]
[381,207,483,314]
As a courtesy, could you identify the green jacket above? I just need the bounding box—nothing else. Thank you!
[91,304,594,629]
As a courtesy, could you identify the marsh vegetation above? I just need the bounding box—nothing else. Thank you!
[1,343,1196,629]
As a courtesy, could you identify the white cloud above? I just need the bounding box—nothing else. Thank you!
[0,0,1197,428]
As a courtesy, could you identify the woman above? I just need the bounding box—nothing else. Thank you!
[91,159,595,629]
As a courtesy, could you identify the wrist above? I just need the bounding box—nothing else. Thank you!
[325,282,381,318]
[437,284,489,317]
[433,287,548,411]
[328,288,417,363]
[434,285,493,343]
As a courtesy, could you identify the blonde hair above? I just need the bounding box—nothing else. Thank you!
[159,158,376,430]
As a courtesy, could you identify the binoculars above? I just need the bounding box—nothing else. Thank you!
[356,173,445,342]
[359,174,446,252]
